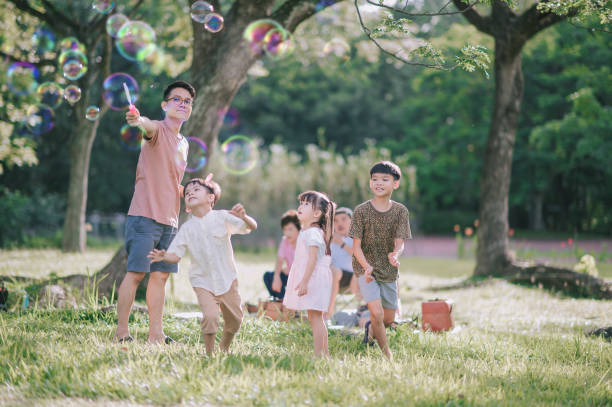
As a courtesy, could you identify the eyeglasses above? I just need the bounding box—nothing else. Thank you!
[165,95,193,106]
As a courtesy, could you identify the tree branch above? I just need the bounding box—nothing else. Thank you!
[452,0,494,35]
[8,0,76,35]
[518,1,575,40]
[0,50,56,68]
[366,0,482,17]
[354,0,455,70]
[271,0,344,32]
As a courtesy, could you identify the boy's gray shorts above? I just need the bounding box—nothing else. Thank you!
[357,275,398,309]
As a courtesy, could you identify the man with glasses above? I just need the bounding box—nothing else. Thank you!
[114,81,196,344]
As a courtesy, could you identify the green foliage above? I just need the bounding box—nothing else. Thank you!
[0,188,64,248]
[574,254,598,277]
[455,44,490,78]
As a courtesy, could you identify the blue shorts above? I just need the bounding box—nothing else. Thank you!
[357,276,398,310]
[125,215,178,274]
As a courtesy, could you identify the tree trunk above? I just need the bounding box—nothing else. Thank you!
[474,38,524,276]
[62,114,101,252]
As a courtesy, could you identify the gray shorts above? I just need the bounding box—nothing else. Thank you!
[357,275,398,310]
[125,215,178,274]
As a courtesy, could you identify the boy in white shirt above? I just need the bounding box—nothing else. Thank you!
[148,175,257,355]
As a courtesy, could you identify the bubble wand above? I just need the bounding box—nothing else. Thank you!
[123,82,137,114]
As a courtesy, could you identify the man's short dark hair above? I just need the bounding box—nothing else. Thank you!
[280,210,301,230]
[370,161,401,180]
[163,81,196,100]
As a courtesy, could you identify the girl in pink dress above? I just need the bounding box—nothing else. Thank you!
[283,191,336,357]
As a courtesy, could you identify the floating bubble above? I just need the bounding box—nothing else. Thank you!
[85,106,100,121]
[116,21,156,61]
[36,82,63,109]
[106,13,129,38]
[7,62,40,95]
[262,27,293,58]
[59,37,86,54]
[58,49,88,80]
[315,0,335,11]
[31,28,56,54]
[92,0,114,14]
[204,13,224,33]
[219,107,239,128]
[220,135,259,175]
[323,38,351,61]
[63,84,82,104]
[190,1,214,23]
[119,124,145,151]
[103,73,138,110]
[243,19,291,58]
[177,137,207,173]
[25,104,54,136]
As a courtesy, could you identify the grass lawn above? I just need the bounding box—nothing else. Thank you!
[1,248,611,406]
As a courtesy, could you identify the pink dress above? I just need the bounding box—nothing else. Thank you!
[283,227,332,312]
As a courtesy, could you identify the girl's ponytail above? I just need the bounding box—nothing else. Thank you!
[324,199,336,256]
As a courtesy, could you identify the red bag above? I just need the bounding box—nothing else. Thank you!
[258,300,294,322]
[422,299,454,332]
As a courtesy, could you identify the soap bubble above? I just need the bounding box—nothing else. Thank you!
[219,107,240,128]
[178,137,208,173]
[190,1,214,23]
[85,106,100,121]
[36,82,63,109]
[106,13,129,38]
[58,49,88,80]
[119,124,145,151]
[7,62,40,95]
[92,0,115,14]
[220,135,259,175]
[102,73,138,110]
[116,21,156,61]
[25,104,54,136]
[59,37,86,54]
[31,28,56,54]
[243,20,291,58]
[323,38,351,61]
[204,13,224,33]
[63,84,82,104]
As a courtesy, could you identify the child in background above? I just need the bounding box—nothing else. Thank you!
[327,207,360,319]
[349,161,412,359]
[283,191,336,357]
[148,175,257,355]
[262,210,300,300]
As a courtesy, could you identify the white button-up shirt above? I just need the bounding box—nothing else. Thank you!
[168,210,250,295]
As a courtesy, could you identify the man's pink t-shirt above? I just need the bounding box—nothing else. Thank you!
[277,236,296,274]
[127,120,188,228]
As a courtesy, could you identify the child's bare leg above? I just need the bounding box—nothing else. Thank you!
[368,300,392,359]
[115,271,145,340]
[307,310,329,357]
[219,332,235,352]
[327,267,342,318]
[146,271,170,343]
[349,275,362,301]
[203,334,216,355]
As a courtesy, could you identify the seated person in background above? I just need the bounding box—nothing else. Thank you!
[262,210,300,301]
[327,207,361,318]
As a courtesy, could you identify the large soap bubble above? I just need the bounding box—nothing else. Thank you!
[63,84,82,104]
[204,13,224,33]
[119,124,145,151]
[25,104,54,136]
[37,82,63,109]
[7,62,40,95]
[58,49,88,80]
[190,1,214,23]
[103,73,139,110]
[106,13,129,38]
[31,28,56,54]
[220,135,259,175]
[92,0,115,14]
[243,19,291,58]
[116,21,156,61]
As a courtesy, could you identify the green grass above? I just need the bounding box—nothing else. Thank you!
[1,249,611,406]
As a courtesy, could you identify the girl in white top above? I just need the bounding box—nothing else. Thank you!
[283,190,336,357]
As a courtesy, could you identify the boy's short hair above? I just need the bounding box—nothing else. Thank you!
[280,210,301,230]
[184,177,221,205]
[163,80,196,100]
[335,207,353,218]
[370,161,401,180]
